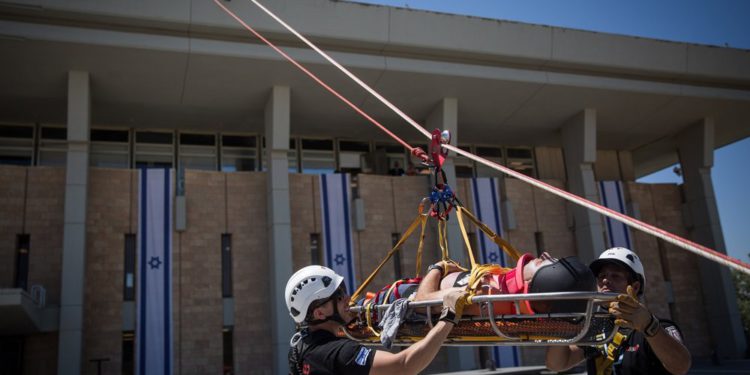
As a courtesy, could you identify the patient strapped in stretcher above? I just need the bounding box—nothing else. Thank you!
[359,252,596,318]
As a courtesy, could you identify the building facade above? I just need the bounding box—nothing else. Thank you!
[1,0,748,374]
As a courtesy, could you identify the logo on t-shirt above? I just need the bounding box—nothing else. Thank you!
[665,326,683,342]
[355,347,371,366]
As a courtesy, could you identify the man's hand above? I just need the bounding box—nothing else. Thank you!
[440,288,469,324]
[429,260,466,276]
[609,285,652,331]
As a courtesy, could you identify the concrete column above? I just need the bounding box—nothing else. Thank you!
[265,86,295,374]
[427,98,475,371]
[562,109,604,262]
[677,119,747,358]
[58,71,90,374]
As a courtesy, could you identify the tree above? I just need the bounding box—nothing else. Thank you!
[731,270,750,333]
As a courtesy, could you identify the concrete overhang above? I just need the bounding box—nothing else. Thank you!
[0,0,748,177]
[0,289,59,335]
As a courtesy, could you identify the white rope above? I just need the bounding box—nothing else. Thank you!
[249,0,431,139]
[240,0,750,276]
[443,144,750,275]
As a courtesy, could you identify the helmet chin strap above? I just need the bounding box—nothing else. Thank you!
[308,304,355,326]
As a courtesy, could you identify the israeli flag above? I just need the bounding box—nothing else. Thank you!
[136,168,173,375]
[319,173,357,291]
[599,181,632,249]
[470,177,520,367]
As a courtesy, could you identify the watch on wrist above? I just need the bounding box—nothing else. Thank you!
[427,263,445,276]
[644,314,660,337]
[439,307,458,325]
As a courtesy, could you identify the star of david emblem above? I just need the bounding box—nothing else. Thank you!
[488,252,499,263]
[149,256,162,270]
[334,254,346,266]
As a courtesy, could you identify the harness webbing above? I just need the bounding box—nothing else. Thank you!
[349,206,428,306]
[214,0,750,276]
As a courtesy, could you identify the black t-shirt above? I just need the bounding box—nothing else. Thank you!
[583,319,684,375]
[289,330,375,375]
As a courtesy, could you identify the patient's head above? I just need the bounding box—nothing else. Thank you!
[526,256,597,314]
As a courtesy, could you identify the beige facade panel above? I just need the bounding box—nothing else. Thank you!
[594,150,621,181]
[84,168,134,375]
[534,147,566,181]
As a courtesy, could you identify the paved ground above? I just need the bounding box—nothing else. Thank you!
[432,359,750,375]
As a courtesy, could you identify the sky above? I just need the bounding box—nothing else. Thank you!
[351,0,750,263]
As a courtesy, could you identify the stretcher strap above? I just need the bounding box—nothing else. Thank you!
[415,212,428,277]
[457,206,522,262]
[349,210,427,305]
[364,301,380,337]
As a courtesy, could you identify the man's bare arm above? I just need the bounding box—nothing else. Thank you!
[545,345,585,372]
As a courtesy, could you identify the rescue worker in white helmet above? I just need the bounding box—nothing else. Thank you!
[545,247,692,375]
[285,265,468,375]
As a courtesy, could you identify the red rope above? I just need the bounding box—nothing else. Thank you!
[212,0,416,153]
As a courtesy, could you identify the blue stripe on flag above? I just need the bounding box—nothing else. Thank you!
[321,175,333,270]
[163,170,171,374]
[489,178,506,266]
[340,173,355,290]
[471,178,488,263]
[139,168,147,375]
[473,177,519,367]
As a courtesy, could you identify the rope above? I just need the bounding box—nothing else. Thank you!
[443,144,750,276]
[215,0,750,276]
[211,0,416,153]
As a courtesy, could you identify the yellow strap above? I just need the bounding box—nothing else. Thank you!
[414,214,427,277]
[458,207,522,262]
[349,211,427,305]
[455,207,478,269]
[364,301,380,337]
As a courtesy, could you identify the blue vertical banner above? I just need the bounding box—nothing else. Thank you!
[599,181,632,249]
[136,168,173,375]
[470,177,520,368]
[319,173,357,291]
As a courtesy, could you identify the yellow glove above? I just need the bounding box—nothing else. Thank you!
[610,285,653,332]
[440,288,469,324]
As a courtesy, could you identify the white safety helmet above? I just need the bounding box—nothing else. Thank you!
[590,247,646,295]
[285,265,344,324]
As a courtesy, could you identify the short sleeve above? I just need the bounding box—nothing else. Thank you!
[660,321,684,343]
[333,340,374,375]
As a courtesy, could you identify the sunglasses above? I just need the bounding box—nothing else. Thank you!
[539,252,558,263]
[310,282,348,310]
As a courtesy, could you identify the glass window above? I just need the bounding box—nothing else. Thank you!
[221,135,257,172]
[124,234,135,301]
[506,147,535,177]
[38,126,67,166]
[179,133,216,171]
[135,131,174,168]
[261,137,298,173]
[223,327,234,375]
[91,128,130,168]
[310,233,321,265]
[475,146,505,178]
[301,138,335,174]
[0,124,34,166]
[454,144,475,178]
[15,234,30,290]
[122,331,134,375]
[374,143,408,175]
[338,140,370,173]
